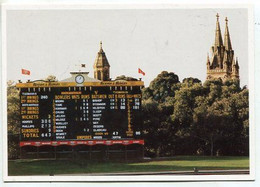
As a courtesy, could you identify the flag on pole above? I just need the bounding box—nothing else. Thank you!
[21,69,30,75]
[81,64,86,68]
[138,68,145,76]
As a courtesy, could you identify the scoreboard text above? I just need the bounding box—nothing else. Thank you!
[17,81,144,146]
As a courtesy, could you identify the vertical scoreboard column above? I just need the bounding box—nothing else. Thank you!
[79,97,90,122]
[53,94,70,140]
[39,93,53,140]
[20,91,40,140]
[118,93,127,138]
[125,90,142,139]
[91,88,110,140]
[76,93,92,140]
[91,94,108,139]
[132,93,142,138]
[108,93,119,139]
[108,94,117,110]
[126,96,134,137]
[20,87,54,142]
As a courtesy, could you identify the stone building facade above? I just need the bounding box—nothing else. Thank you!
[206,14,239,82]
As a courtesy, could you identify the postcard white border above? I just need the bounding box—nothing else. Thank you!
[1,3,255,182]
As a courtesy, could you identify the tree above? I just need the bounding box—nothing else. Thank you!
[193,97,228,156]
[171,78,205,155]
[192,79,248,156]
[145,71,180,102]
[7,80,20,159]
[220,89,249,155]
[172,79,203,127]
[45,75,58,82]
[142,71,180,157]
[143,73,249,157]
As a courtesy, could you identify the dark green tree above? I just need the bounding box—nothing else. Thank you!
[143,74,249,156]
[171,78,205,155]
[142,71,180,157]
[7,80,20,159]
[192,79,248,156]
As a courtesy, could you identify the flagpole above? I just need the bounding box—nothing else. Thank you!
[20,65,24,83]
[75,63,87,73]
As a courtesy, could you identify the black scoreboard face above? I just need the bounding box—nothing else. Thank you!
[20,84,143,143]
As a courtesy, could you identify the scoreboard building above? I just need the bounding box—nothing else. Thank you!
[16,42,144,160]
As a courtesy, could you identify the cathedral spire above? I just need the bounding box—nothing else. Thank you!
[214,13,223,51]
[224,17,232,50]
[207,14,239,83]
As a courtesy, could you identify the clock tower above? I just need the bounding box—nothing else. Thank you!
[93,41,111,81]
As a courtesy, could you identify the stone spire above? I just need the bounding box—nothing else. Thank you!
[93,41,110,81]
[214,13,223,51]
[224,17,232,50]
[231,57,239,79]
[206,53,210,69]
[207,53,210,63]
[235,57,239,67]
[206,14,240,83]
[99,41,103,52]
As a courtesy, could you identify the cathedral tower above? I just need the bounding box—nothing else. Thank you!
[93,41,111,81]
[206,14,239,81]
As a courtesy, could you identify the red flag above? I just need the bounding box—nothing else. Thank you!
[21,69,30,75]
[138,68,145,76]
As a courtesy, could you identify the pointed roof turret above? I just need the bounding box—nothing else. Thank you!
[99,41,103,52]
[207,53,210,67]
[224,17,232,50]
[223,50,228,62]
[93,41,110,68]
[214,13,223,51]
[232,55,236,66]
[235,57,239,67]
[207,53,210,63]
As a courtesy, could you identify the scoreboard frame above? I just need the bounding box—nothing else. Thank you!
[17,80,145,147]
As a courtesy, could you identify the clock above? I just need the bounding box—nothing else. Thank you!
[75,75,85,84]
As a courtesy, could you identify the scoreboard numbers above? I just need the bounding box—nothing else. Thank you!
[19,85,143,142]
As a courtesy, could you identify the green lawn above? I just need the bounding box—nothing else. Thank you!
[8,156,249,176]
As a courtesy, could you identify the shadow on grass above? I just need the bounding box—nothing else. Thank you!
[8,156,249,176]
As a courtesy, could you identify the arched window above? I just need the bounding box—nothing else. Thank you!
[103,70,109,81]
[97,71,101,80]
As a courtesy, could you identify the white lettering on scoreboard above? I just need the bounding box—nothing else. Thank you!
[20,87,143,142]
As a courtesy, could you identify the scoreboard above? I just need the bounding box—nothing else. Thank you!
[17,81,144,147]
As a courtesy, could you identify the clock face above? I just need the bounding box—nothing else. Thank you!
[75,75,85,84]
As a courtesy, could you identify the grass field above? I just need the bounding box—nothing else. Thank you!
[8,156,249,176]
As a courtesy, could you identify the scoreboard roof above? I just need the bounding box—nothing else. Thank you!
[16,80,144,88]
